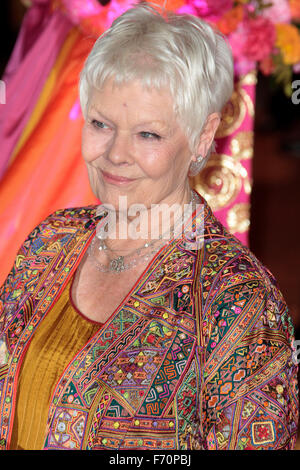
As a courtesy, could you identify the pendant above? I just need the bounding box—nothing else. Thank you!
[109,256,125,273]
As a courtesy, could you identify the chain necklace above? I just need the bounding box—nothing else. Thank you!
[88,191,200,273]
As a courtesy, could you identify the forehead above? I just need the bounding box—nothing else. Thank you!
[88,78,177,124]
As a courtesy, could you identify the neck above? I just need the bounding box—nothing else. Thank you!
[96,186,194,256]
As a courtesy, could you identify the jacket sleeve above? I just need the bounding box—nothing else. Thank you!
[0,230,35,331]
[199,267,299,450]
[0,212,59,338]
[0,226,38,367]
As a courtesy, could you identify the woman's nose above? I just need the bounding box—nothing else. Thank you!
[106,132,133,165]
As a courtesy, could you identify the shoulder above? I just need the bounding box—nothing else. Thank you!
[29,205,98,233]
[199,198,294,341]
[19,205,98,253]
[0,205,98,306]
[202,197,281,294]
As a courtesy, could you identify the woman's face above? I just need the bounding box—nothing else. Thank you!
[82,78,194,212]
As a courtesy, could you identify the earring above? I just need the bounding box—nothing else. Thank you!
[188,155,205,177]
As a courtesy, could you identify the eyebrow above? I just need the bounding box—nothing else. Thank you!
[89,107,114,124]
[88,106,170,130]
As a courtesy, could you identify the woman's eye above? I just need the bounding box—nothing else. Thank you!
[91,120,109,129]
[139,131,161,140]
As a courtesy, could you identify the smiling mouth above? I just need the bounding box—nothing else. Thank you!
[101,170,137,185]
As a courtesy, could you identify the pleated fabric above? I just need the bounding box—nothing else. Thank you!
[0,31,98,286]
[0,4,72,179]
[9,27,81,164]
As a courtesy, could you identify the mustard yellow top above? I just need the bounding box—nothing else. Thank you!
[10,278,101,450]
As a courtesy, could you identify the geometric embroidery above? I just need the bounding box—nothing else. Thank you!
[49,409,88,449]
[0,201,298,450]
[251,420,275,445]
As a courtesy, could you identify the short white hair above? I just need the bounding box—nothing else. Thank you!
[79,2,234,165]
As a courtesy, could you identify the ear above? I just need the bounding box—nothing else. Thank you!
[191,112,221,161]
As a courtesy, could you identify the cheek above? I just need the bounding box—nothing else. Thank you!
[81,127,107,162]
[140,145,188,180]
[140,151,170,178]
[81,127,94,162]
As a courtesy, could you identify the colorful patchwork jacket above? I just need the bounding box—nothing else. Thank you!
[0,196,298,450]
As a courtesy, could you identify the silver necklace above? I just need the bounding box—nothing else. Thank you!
[89,236,166,273]
[88,191,199,273]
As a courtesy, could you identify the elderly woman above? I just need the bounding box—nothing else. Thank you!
[0,3,298,451]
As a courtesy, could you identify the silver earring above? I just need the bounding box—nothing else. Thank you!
[189,155,204,177]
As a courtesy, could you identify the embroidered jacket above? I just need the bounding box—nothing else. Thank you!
[0,197,298,450]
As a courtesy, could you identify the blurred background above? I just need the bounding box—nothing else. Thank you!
[0,0,299,448]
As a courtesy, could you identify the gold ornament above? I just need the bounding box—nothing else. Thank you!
[216,79,255,139]
[216,89,247,138]
[239,71,257,87]
[230,131,254,160]
[192,153,250,211]
[227,203,250,234]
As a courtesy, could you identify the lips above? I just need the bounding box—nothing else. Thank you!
[101,170,137,185]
